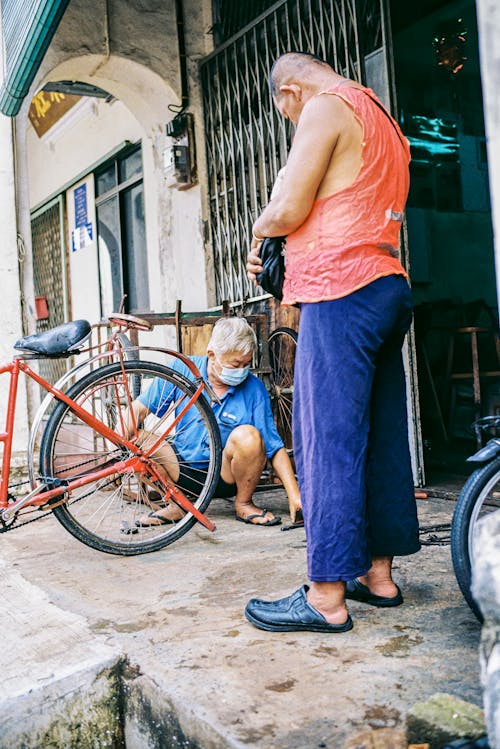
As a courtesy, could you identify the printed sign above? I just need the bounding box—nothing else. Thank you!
[71,223,93,253]
[74,184,88,227]
[71,183,93,252]
[28,91,80,138]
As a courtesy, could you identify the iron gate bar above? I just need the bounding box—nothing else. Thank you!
[200,0,387,304]
[30,196,68,386]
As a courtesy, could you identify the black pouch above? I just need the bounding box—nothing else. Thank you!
[256,236,286,301]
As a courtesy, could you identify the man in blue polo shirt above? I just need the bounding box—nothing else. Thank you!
[132,317,301,527]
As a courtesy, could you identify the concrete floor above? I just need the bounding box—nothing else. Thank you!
[0,490,483,748]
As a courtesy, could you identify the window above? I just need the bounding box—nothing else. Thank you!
[95,145,149,317]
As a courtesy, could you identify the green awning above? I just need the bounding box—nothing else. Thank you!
[0,0,71,116]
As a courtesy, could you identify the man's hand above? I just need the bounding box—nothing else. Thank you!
[123,399,149,440]
[246,235,263,284]
[288,493,303,524]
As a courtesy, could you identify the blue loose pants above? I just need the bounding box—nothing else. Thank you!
[293,275,421,582]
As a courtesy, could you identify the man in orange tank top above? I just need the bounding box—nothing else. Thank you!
[245,52,420,633]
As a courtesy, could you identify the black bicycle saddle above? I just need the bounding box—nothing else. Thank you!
[14,320,91,356]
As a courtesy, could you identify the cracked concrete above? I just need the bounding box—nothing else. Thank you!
[0,492,484,748]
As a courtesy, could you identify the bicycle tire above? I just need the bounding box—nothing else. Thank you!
[451,455,500,622]
[268,327,297,455]
[39,360,221,556]
[28,337,151,488]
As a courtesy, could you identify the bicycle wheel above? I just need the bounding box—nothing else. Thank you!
[451,455,500,621]
[39,360,221,555]
[268,327,297,454]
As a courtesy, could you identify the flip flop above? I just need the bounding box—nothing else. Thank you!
[236,508,281,527]
[345,579,403,607]
[135,511,175,527]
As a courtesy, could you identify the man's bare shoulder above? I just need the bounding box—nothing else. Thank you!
[297,90,358,137]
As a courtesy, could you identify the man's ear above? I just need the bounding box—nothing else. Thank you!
[279,83,302,100]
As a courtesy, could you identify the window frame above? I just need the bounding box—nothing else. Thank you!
[94,143,149,315]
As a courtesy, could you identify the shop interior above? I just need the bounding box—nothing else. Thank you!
[391,0,498,482]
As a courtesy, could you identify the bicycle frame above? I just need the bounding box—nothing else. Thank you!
[26,343,215,487]
[0,354,216,531]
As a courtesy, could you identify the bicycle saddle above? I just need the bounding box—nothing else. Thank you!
[14,320,91,356]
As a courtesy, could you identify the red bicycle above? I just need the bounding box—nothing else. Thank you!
[0,314,221,555]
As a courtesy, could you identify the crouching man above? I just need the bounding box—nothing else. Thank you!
[130,316,301,528]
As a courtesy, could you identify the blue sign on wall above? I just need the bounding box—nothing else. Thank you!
[74,183,88,228]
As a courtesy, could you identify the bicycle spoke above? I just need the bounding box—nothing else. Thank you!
[40,361,221,555]
[268,328,297,455]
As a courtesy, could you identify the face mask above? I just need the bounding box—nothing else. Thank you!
[216,358,251,386]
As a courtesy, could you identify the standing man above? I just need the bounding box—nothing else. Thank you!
[245,52,420,633]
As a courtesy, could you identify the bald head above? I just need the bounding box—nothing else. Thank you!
[270,52,333,98]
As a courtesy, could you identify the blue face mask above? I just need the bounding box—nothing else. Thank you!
[217,358,251,386]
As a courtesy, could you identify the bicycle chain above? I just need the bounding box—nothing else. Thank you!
[419,523,451,546]
[1,444,128,533]
[1,475,120,533]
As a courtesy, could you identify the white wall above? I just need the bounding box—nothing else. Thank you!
[0,25,30,454]
[26,54,210,341]
[476,0,500,317]
[0,116,30,455]
[28,97,144,208]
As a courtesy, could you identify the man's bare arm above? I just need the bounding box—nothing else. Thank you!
[252,94,352,238]
[124,399,150,439]
[270,447,301,522]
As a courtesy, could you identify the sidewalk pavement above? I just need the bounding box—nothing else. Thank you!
[0,490,483,748]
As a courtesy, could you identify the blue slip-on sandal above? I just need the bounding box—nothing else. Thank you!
[245,585,353,633]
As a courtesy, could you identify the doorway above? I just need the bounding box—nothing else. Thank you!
[391,0,498,483]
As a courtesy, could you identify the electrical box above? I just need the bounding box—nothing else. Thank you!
[164,144,190,187]
[164,112,196,189]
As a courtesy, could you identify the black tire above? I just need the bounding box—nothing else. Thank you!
[268,327,297,455]
[40,360,221,555]
[451,455,500,622]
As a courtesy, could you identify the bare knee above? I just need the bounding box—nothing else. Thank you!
[225,425,265,458]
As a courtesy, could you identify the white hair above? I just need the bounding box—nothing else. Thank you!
[207,317,257,357]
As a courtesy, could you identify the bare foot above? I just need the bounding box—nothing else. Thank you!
[235,501,280,525]
[355,556,398,598]
[305,582,350,625]
[357,577,398,598]
[137,503,185,526]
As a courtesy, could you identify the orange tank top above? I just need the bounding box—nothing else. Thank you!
[282,84,411,305]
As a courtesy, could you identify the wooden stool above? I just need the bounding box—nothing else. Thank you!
[446,326,500,446]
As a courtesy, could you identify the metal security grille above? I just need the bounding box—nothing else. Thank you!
[200,0,391,304]
[211,0,279,44]
[31,198,68,385]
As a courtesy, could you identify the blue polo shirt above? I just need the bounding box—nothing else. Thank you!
[138,355,284,468]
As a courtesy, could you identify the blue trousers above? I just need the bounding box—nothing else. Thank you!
[293,275,421,582]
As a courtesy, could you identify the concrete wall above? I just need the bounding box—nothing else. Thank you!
[0,0,216,443]
[476,0,500,315]
[471,510,500,749]
[15,0,216,361]
[0,30,30,453]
